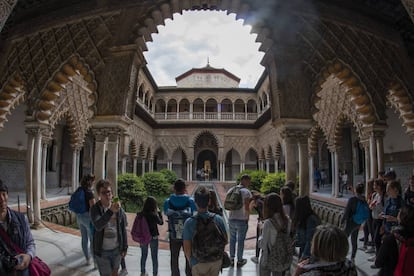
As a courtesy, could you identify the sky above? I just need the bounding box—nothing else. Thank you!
[143,10,265,88]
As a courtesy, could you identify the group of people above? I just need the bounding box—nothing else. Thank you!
[342,170,414,275]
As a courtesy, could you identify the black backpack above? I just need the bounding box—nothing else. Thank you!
[192,213,227,263]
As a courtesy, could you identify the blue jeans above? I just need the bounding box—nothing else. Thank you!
[77,212,94,260]
[95,248,121,276]
[141,238,159,274]
[229,219,248,261]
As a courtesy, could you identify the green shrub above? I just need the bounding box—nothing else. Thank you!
[117,173,147,212]
[236,169,268,192]
[142,172,170,196]
[160,169,178,186]
[260,172,286,194]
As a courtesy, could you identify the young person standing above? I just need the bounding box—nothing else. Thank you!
[90,179,128,276]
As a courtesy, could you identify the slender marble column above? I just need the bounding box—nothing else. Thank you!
[376,135,384,174]
[121,156,127,174]
[93,135,106,181]
[285,136,297,183]
[132,157,138,174]
[298,141,309,196]
[41,143,48,200]
[107,134,119,196]
[309,156,314,193]
[25,133,35,223]
[369,134,378,180]
[32,132,42,227]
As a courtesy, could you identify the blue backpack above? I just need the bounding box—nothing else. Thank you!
[167,200,192,240]
[68,187,87,214]
[352,199,370,224]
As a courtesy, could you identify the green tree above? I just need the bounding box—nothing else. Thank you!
[143,171,170,196]
[117,173,147,212]
[236,169,268,192]
[159,169,178,186]
[260,172,286,194]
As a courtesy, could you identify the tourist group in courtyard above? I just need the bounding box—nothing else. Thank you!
[1,170,414,276]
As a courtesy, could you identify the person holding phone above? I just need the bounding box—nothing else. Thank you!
[90,179,128,276]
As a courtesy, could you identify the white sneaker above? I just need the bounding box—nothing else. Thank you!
[85,258,91,266]
[119,269,128,276]
[250,256,259,264]
[365,247,375,254]
[368,255,376,262]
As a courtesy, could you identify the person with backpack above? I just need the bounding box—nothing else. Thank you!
[183,186,228,276]
[375,205,414,276]
[70,173,96,266]
[226,174,253,267]
[90,179,128,276]
[341,182,369,263]
[259,193,292,275]
[292,196,321,260]
[138,196,163,276]
[294,225,357,276]
[163,179,196,276]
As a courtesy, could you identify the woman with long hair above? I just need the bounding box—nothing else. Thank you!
[280,186,295,219]
[140,196,164,276]
[208,190,223,216]
[292,196,321,260]
[368,178,386,262]
[259,193,292,276]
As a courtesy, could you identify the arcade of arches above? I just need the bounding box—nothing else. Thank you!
[1,0,414,227]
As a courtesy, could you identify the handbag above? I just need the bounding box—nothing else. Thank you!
[0,226,51,276]
[221,251,231,268]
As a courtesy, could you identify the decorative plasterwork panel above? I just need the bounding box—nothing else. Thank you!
[402,0,414,24]
[0,0,17,33]
[157,135,190,160]
[298,14,405,118]
[387,79,414,136]
[127,121,154,158]
[0,12,119,101]
[0,72,25,129]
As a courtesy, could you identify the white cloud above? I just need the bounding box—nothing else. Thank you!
[143,10,265,88]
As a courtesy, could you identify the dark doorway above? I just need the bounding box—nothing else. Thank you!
[197,150,217,180]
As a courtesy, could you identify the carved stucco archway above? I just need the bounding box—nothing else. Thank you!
[313,60,378,150]
[387,79,414,137]
[34,55,97,148]
[0,72,26,129]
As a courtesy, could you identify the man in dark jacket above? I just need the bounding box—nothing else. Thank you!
[90,179,128,276]
[341,183,369,263]
[0,180,36,276]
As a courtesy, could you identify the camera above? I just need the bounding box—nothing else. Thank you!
[1,254,18,272]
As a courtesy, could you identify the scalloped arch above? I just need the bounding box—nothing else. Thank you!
[308,125,324,156]
[131,1,274,55]
[192,130,220,147]
[34,55,98,148]
[0,72,26,130]
[314,60,377,127]
[313,60,378,148]
[387,79,414,136]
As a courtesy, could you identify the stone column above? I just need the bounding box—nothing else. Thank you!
[107,133,119,196]
[369,134,378,180]
[32,131,43,227]
[167,160,172,171]
[364,144,371,185]
[221,161,226,181]
[93,134,106,181]
[41,142,48,200]
[141,159,146,176]
[285,136,297,183]
[330,151,336,197]
[376,133,384,174]
[121,156,127,174]
[240,162,245,173]
[265,159,270,173]
[189,161,193,181]
[25,132,35,223]
[333,151,340,198]
[298,140,309,196]
[274,159,279,173]
[149,159,154,172]
[132,157,138,175]
[71,149,79,193]
[309,156,314,192]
